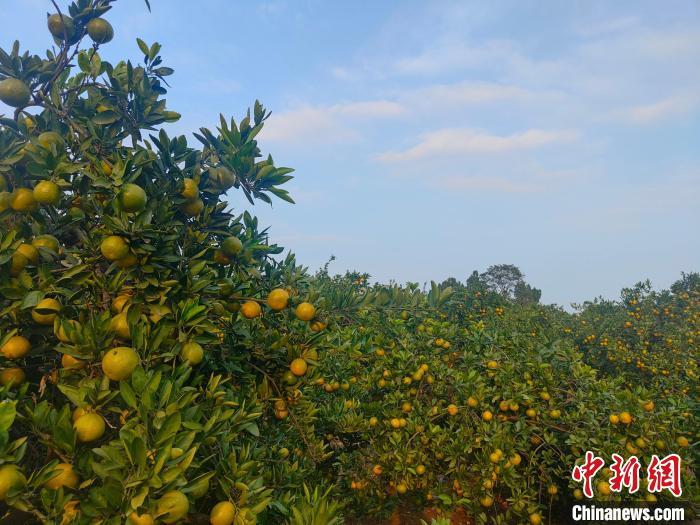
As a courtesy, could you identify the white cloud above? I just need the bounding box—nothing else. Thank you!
[377,128,579,162]
[263,100,404,144]
[610,95,699,125]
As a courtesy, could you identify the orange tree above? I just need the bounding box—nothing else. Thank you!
[294,276,698,523]
[0,1,344,524]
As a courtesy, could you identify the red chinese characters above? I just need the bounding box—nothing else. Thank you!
[647,454,682,497]
[572,451,605,498]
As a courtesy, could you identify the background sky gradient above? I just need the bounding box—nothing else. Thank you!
[3,0,699,306]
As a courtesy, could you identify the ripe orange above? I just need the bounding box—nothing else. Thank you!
[241,300,262,319]
[295,302,316,321]
[33,180,61,205]
[181,342,204,365]
[486,360,498,370]
[100,235,129,261]
[127,512,155,525]
[609,413,619,424]
[45,463,78,490]
[31,297,61,325]
[0,465,26,500]
[210,501,236,525]
[1,336,30,359]
[73,412,105,442]
[101,347,139,381]
[372,465,383,476]
[447,404,458,416]
[111,294,131,314]
[267,288,290,311]
[619,411,632,425]
[482,410,493,421]
[530,513,542,525]
[62,354,85,369]
[118,183,147,212]
[290,358,308,377]
[0,368,25,388]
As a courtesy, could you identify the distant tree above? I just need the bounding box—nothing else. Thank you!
[439,277,464,290]
[481,264,524,298]
[514,281,542,305]
[671,272,700,295]
[466,270,486,292]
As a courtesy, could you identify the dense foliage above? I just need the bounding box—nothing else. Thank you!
[0,2,696,524]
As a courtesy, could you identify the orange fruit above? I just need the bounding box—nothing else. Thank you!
[290,358,308,377]
[181,342,204,365]
[295,302,316,321]
[109,313,131,339]
[619,411,632,425]
[31,297,61,325]
[86,18,114,44]
[156,490,189,524]
[1,336,30,359]
[118,183,147,212]
[0,78,31,108]
[482,410,493,421]
[447,404,458,416]
[33,180,61,205]
[101,347,139,381]
[267,288,289,311]
[180,178,198,199]
[37,131,64,150]
[16,243,39,264]
[221,236,243,256]
[100,235,129,261]
[182,197,203,217]
[210,501,236,525]
[45,463,78,490]
[241,301,261,319]
[10,188,37,212]
[127,512,154,525]
[32,235,59,253]
[0,465,26,500]
[111,294,131,314]
[61,354,85,369]
[0,368,25,388]
[73,412,105,442]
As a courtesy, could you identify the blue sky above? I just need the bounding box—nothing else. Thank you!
[3,0,699,306]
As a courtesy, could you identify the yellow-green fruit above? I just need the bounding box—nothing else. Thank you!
[156,490,190,524]
[33,181,61,205]
[0,192,11,212]
[0,465,26,500]
[11,188,36,212]
[181,342,204,365]
[47,14,75,40]
[0,78,31,108]
[181,178,198,199]
[209,167,235,191]
[100,235,129,261]
[16,243,39,264]
[210,501,236,525]
[221,236,242,256]
[118,183,147,212]
[182,197,204,217]
[110,313,131,339]
[31,298,61,325]
[45,463,78,490]
[73,413,106,442]
[101,347,139,381]
[86,18,114,43]
[38,131,64,150]
[31,235,60,254]
[295,302,316,321]
[190,477,210,499]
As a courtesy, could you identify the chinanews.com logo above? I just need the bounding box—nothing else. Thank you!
[569,451,692,523]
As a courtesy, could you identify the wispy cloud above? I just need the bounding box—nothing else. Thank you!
[263,100,404,144]
[610,95,699,125]
[377,128,579,162]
